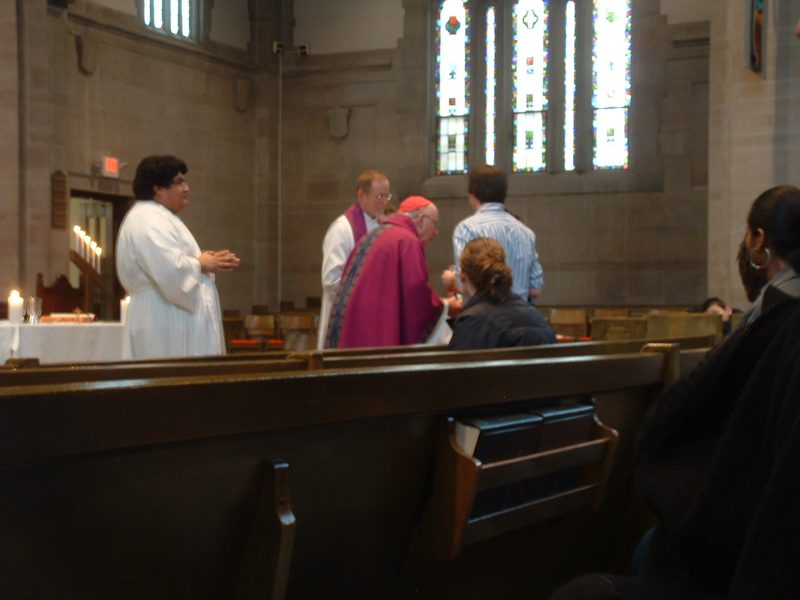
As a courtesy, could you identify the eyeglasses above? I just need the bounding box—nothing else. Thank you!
[421,213,439,230]
[374,193,392,202]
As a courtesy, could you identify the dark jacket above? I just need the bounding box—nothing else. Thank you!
[448,290,556,350]
[635,287,800,599]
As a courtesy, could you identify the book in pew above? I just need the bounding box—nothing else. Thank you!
[454,412,544,518]
[525,403,596,502]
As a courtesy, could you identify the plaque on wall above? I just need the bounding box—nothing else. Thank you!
[51,170,67,229]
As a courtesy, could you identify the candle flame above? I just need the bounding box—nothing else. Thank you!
[95,247,103,256]
[73,225,81,234]
[90,241,97,250]
[9,290,20,299]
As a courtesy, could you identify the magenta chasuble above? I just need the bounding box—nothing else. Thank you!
[326,214,443,348]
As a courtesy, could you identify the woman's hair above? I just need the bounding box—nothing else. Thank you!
[460,237,513,303]
[747,185,800,271]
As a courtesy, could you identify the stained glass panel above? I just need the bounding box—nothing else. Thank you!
[512,0,548,172]
[181,0,191,37]
[170,0,179,34]
[436,0,471,175]
[592,0,631,169]
[485,6,496,166]
[153,0,163,29]
[564,0,576,171]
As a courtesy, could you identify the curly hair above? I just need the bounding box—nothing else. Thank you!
[460,237,513,303]
[132,155,187,199]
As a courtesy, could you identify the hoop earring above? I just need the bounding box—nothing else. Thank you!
[749,247,771,270]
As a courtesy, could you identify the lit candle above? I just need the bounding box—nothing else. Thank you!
[120,295,130,324]
[78,231,87,261]
[72,225,81,253]
[7,290,23,324]
[89,241,98,271]
[84,235,92,264]
[95,246,103,275]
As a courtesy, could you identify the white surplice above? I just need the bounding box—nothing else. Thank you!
[116,200,225,359]
[317,211,380,349]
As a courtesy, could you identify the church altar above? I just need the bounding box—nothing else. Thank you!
[0,321,124,365]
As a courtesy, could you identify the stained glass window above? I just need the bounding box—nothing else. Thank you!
[485,6,497,166]
[592,0,631,169]
[512,0,549,173]
[143,0,193,39]
[564,1,576,171]
[435,0,471,175]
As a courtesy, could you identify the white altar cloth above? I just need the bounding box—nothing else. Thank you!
[0,321,124,365]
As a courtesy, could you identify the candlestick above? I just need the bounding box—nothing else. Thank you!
[8,290,23,324]
[120,295,130,324]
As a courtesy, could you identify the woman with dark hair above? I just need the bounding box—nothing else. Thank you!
[448,238,555,350]
[551,185,800,599]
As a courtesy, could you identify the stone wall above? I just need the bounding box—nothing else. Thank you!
[1,0,284,314]
[0,2,20,292]
[279,0,711,307]
[708,2,800,309]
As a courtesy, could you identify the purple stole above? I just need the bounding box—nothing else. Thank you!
[343,203,367,242]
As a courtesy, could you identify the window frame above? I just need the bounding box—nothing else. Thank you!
[139,0,200,43]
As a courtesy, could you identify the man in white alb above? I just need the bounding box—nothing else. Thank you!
[317,170,390,349]
[116,155,240,359]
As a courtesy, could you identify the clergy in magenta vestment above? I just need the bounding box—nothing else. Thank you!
[326,207,445,349]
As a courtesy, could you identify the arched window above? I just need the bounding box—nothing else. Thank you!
[433,0,631,175]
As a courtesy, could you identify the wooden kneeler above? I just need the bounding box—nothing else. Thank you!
[412,415,618,561]
[237,459,296,600]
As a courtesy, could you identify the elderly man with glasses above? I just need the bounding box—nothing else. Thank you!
[317,170,391,349]
[116,155,240,359]
[324,196,451,349]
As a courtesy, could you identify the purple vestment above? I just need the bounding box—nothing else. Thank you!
[343,203,367,242]
[326,214,443,349]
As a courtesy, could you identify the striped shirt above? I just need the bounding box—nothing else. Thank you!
[452,203,544,299]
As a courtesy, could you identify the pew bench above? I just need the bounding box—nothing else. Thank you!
[0,344,704,599]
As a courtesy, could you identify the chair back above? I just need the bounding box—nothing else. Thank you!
[279,313,317,351]
[549,308,589,338]
[245,314,278,339]
[36,273,84,314]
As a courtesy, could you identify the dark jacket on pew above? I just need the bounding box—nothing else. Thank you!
[448,291,556,350]
[634,290,800,599]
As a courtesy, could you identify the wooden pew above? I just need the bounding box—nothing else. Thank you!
[0,336,713,388]
[0,345,703,599]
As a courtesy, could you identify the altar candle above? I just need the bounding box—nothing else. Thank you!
[95,246,103,275]
[84,235,92,264]
[120,295,130,324]
[89,241,98,271]
[72,225,81,253]
[78,231,87,261]
[8,290,23,324]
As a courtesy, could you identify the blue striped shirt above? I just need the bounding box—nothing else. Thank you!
[453,203,544,299]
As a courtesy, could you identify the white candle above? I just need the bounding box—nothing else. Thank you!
[72,225,81,253]
[84,235,92,264]
[95,246,103,275]
[89,241,98,271]
[8,290,23,324]
[78,231,87,261]
[120,295,130,324]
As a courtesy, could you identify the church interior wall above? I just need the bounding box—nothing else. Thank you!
[280,0,711,307]
[3,0,283,314]
[8,0,800,314]
[708,1,800,309]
